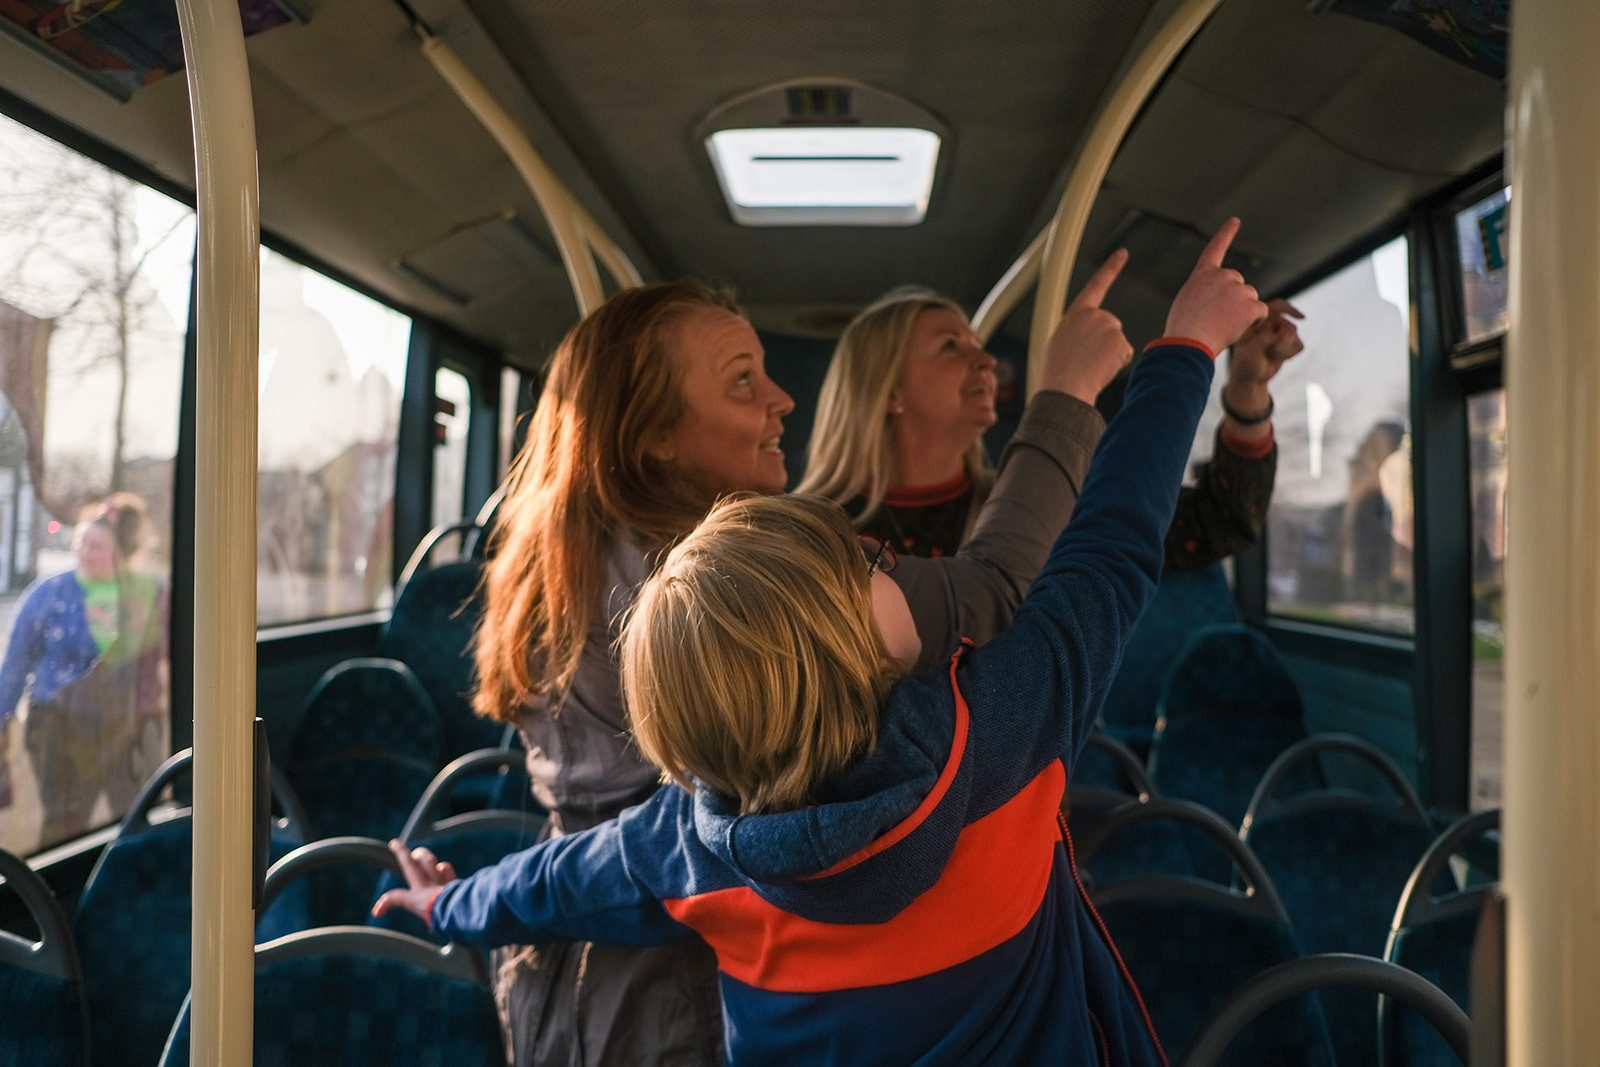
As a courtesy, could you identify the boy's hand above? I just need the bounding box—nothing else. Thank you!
[1164,218,1268,355]
[1039,248,1135,404]
[371,839,459,927]
[1223,299,1304,430]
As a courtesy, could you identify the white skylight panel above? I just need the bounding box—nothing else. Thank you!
[706,127,941,226]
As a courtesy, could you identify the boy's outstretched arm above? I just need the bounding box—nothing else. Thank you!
[959,219,1267,801]
[372,788,694,949]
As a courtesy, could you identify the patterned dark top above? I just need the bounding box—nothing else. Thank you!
[1164,423,1277,572]
[855,424,1275,571]
[848,470,981,559]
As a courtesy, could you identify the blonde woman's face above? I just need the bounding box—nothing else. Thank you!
[893,307,997,440]
[661,308,796,494]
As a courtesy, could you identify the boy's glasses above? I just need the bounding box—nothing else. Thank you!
[859,535,898,577]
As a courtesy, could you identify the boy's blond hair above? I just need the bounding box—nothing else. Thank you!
[620,494,901,814]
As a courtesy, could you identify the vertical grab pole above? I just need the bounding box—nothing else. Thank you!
[1025,0,1222,395]
[1504,0,1600,1062]
[172,0,259,1064]
[420,33,609,316]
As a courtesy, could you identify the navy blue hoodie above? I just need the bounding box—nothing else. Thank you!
[433,339,1215,1065]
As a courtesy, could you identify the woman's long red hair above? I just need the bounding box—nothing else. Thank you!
[473,281,740,723]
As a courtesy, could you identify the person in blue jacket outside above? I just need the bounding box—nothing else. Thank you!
[0,493,166,845]
[375,219,1266,1065]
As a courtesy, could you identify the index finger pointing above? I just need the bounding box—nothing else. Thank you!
[1068,248,1129,311]
[1195,217,1241,271]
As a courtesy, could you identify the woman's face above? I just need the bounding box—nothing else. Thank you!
[893,307,998,441]
[660,307,796,494]
[76,524,117,581]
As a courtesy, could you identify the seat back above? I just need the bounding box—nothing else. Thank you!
[1181,954,1468,1067]
[378,560,503,757]
[73,752,305,1067]
[1081,806,1314,1062]
[288,658,443,766]
[401,748,544,843]
[1099,565,1238,750]
[1382,809,1499,1067]
[0,847,88,1067]
[1147,625,1311,827]
[1242,735,1436,1067]
[159,926,503,1066]
[1079,798,1285,909]
[259,836,403,935]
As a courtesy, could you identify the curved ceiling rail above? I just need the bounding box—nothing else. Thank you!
[419,31,640,316]
[971,227,1046,345]
[172,0,260,1063]
[1017,0,1223,393]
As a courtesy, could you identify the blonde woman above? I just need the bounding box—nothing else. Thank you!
[801,266,1304,568]
[798,284,1003,558]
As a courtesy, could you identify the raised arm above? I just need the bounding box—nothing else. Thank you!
[958,221,1269,799]
[894,251,1136,668]
[1166,299,1303,570]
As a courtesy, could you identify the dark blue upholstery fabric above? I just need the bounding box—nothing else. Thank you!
[160,952,504,1066]
[1099,566,1238,753]
[74,821,303,1067]
[1158,624,1304,726]
[289,659,443,766]
[0,967,86,1067]
[1147,625,1311,840]
[288,752,436,843]
[378,562,503,759]
[1388,911,1479,1066]
[1247,804,1436,1067]
[1095,895,1330,1064]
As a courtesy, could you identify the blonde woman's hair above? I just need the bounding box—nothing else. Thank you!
[797,287,993,525]
[620,493,901,814]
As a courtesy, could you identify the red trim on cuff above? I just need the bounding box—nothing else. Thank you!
[1144,336,1217,360]
[1220,421,1275,459]
[424,886,445,931]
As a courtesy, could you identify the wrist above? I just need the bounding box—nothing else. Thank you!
[1222,380,1272,421]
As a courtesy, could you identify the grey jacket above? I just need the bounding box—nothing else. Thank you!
[506,389,1105,1064]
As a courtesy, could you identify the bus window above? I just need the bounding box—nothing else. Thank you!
[1454,188,1511,345]
[1266,236,1414,635]
[0,112,191,855]
[498,365,525,479]
[257,248,411,627]
[432,365,472,530]
[1468,389,1506,810]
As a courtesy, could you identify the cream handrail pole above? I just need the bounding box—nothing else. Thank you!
[1025,0,1222,394]
[420,33,608,315]
[172,0,260,1063]
[971,227,1046,345]
[1505,0,1600,1061]
[568,188,644,289]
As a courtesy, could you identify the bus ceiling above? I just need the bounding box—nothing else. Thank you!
[0,0,1503,359]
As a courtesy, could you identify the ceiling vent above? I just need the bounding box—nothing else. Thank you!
[699,79,946,228]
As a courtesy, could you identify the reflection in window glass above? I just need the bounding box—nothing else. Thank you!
[1454,188,1510,345]
[432,366,471,530]
[1267,236,1414,634]
[1468,390,1506,811]
[258,248,410,626]
[0,113,191,855]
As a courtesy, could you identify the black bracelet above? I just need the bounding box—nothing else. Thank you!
[1221,391,1273,425]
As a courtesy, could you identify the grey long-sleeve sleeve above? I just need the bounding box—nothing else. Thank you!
[892,389,1105,670]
